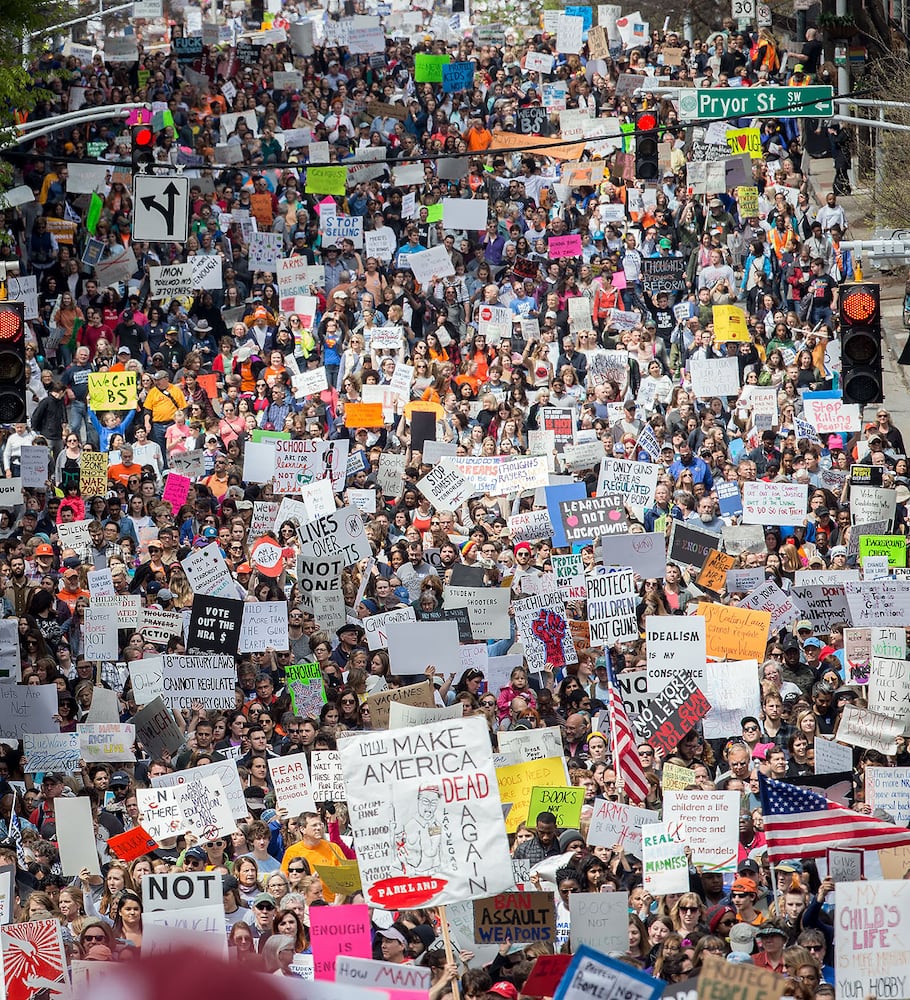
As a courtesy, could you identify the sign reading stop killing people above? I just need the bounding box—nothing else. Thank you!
[338,716,514,909]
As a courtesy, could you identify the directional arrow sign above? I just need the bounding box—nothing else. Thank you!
[132,174,190,242]
[678,85,835,121]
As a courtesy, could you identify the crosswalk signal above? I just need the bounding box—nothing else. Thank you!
[635,111,659,181]
[0,301,26,424]
[131,124,155,174]
[840,282,883,405]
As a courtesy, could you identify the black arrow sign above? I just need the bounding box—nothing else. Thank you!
[140,181,180,233]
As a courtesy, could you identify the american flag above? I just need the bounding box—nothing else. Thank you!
[606,657,650,805]
[9,801,26,867]
[759,773,910,862]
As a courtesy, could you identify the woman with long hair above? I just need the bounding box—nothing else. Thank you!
[261,934,299,976]
[272,909,309,952]
[110,889,143,947]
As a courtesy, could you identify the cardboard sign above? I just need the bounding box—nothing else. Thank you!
[473,891,557,944]
[697,550,736,592]
[827,847,864,882]
[697,955,785,1000]
[365,680,434,729]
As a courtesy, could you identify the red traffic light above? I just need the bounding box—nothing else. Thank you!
[0,305,23,341]
[841,284,880,325]
[132,125,154,148]
[637,112,658,131]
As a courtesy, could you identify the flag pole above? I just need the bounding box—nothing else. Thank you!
[438,904,462,1000]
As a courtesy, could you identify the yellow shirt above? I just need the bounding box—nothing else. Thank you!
[281,839,347,902]
[144,384,187,423]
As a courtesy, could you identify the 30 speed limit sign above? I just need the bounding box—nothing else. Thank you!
[732,0,756,18]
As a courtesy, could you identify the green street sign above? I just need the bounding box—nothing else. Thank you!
[678,85,835,121]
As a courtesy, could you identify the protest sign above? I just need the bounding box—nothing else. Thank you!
[738,580,799,635]
[667,520,721,571]
[153,758,246,823]
[0,684,58,739]
[497,757,570,834]
[701,659,761,741]
[835,881,910,999]
[131,697,183,759]
[569,892,629,953]
[2,920,67,1000]
[526,787,584,830]
[56,796,102,875]
[596,458,659,507]
[827,847,864,882]
[698,955,785,1000]
[791,584,851,633]
[238,601,289,653]
[694,604,770,662]
[338,717,514,908]
[181,542,235,599]
[514,593,577,671]
[186,596,243,655]
[814,737,855,774]
[309,904,372,980]
[586,799,657,853]
[365,680,435,729]
[859,534,908,567]
[663,790,738,873]
[142,872,227,955]
[697,550,736,592]
[473,891,557,944]
[844,580,910,626]
[84,604,120,661]
[22,733,81,773]
[645,617,706,690]
[838,704,904,755]
[642,824,689,894]
[869,657,910,720]
[87,371,137,410]
[741,481,808,526]
[79,451,109,497]
[268,752,316,815]
[77,723,136,764]
[636,674,711,756]
[554,946,662,1000]
[586,569,637,646]
[558,493,628,545]
[160,655,235,710]
[286,662,327,718]
[866,767,910,824]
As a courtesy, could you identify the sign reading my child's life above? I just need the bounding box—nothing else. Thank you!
[338,717,514,909]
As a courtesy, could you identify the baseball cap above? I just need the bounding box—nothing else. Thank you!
[252,893,277,908]
[377,927,407,945]
[803,637,822,649]
[489,985,519,1000]
[157,589,174,602]
[795,620,814,633]
[185,846,208,862]
[35,543,54,556]
[728,923,757,953]
[110,771,131,787]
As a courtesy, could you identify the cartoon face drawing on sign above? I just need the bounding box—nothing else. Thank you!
[395,784,455,877]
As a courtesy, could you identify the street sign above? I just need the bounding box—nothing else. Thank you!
[732,0,755,18]
[132,174,190,242]
[757,2,772,25]
[678,86,835,121]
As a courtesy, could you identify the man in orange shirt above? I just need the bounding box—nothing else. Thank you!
[108,444,143,487]
[281,812,347,901]
[465,116,492,151]
[58,567,89,613]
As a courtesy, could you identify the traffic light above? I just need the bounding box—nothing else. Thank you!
[635,111,659,181]
[131,123,155,174]
[839,282,883,405]
[0,301,26,424]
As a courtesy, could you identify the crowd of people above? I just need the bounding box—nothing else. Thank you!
[0,2,898,998]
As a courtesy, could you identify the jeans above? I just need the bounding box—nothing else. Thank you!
[150,423,169,469]
[67,400,88,443]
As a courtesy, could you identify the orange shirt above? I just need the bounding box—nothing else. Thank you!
[108,461,143,486]
[466,126,492,151]
[58,586,89,613]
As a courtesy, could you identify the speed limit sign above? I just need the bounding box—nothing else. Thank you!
[732,0,756,18]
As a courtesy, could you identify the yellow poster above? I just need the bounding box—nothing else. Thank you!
[726,127,762,159]
[712,304,750,342]
[736,185,760,218]
[496,756,568,834]
[87,371,137,411]
[79,451,109,498]
[305,166,348,196]
[693,603,771,662]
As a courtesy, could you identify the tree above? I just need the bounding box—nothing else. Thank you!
[851,55,910,230]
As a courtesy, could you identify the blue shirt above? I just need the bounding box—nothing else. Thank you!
[667,455,714,491]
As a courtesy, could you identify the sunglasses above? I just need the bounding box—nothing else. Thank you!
[83,934,107,942]
[255,902,275,910]
[288,867,306,873]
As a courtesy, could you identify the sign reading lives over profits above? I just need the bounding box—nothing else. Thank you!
[338,717,514,908]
